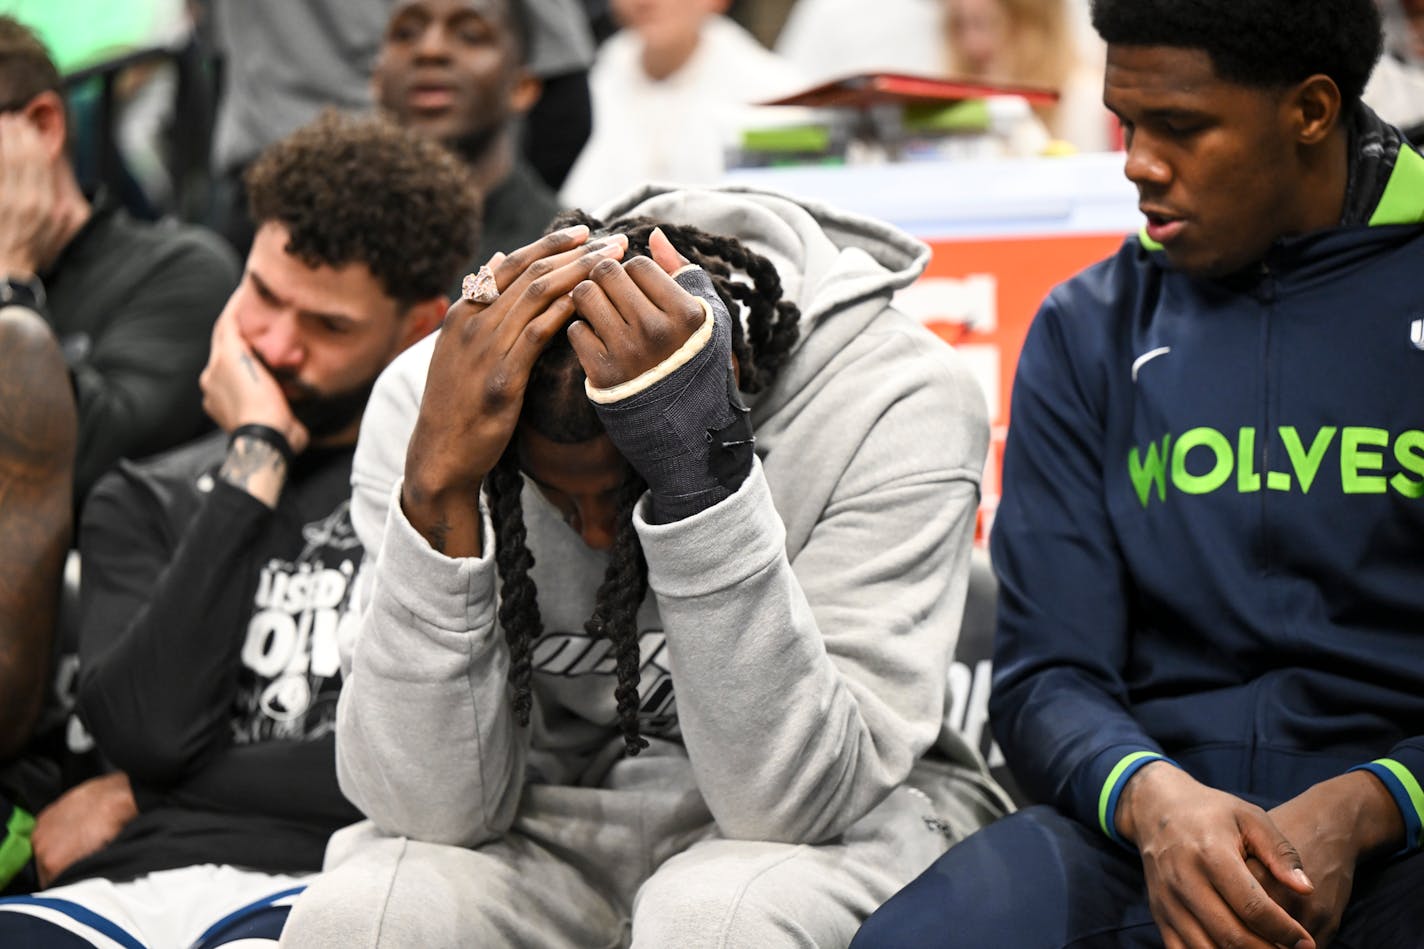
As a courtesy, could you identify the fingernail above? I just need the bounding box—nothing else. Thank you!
[556,224,590,239]
[588,242,624,257]
[587,233,627,249]
[1293,868,1313,888]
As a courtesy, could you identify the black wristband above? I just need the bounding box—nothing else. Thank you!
[229,423,295,467]
[0,274,46,314]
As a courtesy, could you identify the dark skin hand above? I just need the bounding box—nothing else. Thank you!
[403,226,715,559]
[565,227,710,389]
[402,224,629,558]
[1117,761,1318,949]
[1245,772,1404,947]
[0,308,76,761]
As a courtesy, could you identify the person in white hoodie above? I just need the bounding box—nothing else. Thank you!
[279,184,1007,948]
[560,0,805,210]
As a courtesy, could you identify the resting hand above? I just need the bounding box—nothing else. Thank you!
[401,225,628,556]
[0,114,65,277]
[568,228,754,522]
[30,772,137,888]
[1117,761,1317,949]
[1246,771,1405,947]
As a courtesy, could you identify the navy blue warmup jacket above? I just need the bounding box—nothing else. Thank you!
[989,121,1424,853]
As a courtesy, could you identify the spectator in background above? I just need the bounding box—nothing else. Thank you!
[776,0,944,80]
[560,0,805,211]
[373,0,561,271]
[207,0,594,253]
[940,0,1110,151]
[0,16,239,510]
[1365,0,1424,132]
[0,111,476,947]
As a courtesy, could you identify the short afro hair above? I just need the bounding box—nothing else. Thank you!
[245,110,480,307]
[1091,0,1383,106]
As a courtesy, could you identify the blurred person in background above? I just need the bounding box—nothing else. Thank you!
[0,15,238,510]
[940,0,1110,151]
[206,0,593,254]
[776,0,944,81]
[373,0,562,271]
[1365,0,1424,132]
[560,0,805,211]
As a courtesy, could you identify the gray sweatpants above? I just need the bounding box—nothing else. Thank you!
[280,757,1005,948]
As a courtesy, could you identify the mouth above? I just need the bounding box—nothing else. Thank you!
[1141,206,1186,244]
[406,83,457,112]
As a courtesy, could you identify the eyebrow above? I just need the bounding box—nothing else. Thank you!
[248,270,359,329]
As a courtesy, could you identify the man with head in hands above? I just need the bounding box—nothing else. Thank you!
[0,111,477,948]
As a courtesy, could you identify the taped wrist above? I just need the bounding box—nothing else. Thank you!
[588,266,753,523]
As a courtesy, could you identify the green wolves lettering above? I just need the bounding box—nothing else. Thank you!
[1128,426,1424,507]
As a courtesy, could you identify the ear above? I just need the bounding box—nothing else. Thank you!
[396,296,448,351]
[1290,74,1341,147]
[21,90,69,162]
[509,70,542,115]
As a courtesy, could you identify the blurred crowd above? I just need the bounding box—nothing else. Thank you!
[14,0,1424,235]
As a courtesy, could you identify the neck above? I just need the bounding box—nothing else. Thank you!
[16,166,91,275]
[1300,124,1352,233]
[454,128,515,195]
[311,414,363,451]
[640,28,702,81]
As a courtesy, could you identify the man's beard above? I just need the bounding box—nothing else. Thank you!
[268,367,379,441]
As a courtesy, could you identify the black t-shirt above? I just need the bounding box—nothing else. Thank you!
[59,431,363,884]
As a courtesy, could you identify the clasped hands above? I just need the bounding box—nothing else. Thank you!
[1117,761,1402,949]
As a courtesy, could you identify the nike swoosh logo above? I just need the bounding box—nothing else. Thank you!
[1132,346,1172,382]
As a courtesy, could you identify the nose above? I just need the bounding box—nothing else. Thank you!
[1123,131,1171,191]
[248,312,305,372]
[571,496,619,551]
[413,22,451,60]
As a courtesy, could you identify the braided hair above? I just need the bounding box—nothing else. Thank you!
[488,209,802,756]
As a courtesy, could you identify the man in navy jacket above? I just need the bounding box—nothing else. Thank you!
[855,1,1424,947]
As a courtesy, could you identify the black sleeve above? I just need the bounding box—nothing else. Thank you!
[76,471,269,787]
[69,234,239,502]
[142,735,360,827]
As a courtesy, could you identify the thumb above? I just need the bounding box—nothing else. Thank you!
[649,227,689,275]
[1243,812,1314,896]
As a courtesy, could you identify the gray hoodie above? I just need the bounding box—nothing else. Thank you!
[337,184,993,850]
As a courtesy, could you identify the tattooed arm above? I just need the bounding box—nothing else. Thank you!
[0,307,76,760]
[219,433,289,509]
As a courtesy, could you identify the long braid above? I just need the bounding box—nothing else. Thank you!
[583,473,650,755]
[486,450,539,726]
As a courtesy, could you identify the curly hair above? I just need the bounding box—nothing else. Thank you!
[0,16,62,112]
[1091,0,1382,106]
[245,110,480,307]
[488,210,802,756]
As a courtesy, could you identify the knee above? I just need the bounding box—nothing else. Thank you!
[634,842,858,948]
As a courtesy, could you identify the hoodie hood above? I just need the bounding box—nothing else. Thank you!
[595,182,932,418]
